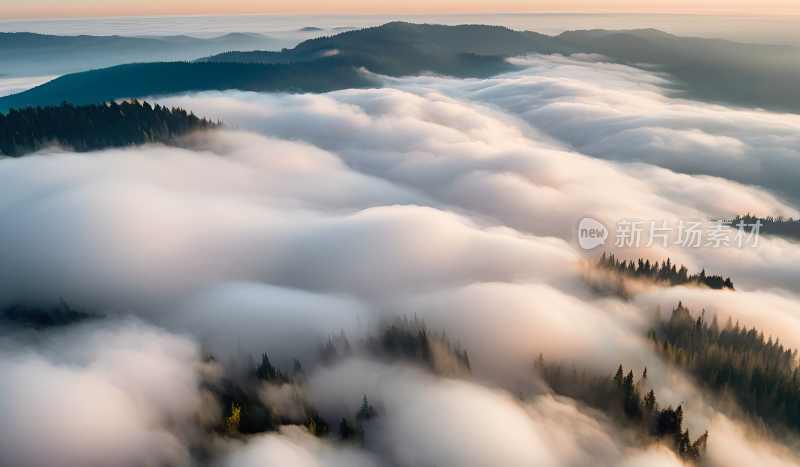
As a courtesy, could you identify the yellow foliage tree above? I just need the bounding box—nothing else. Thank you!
[226,403,241,436]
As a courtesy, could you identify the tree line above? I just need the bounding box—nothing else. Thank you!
[598,253,734,290]
[729,214,800,241]
[319,313,472,376]
[1,299,101,328]
[0,99,219,157]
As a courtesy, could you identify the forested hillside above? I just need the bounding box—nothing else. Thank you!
[653,302,800,431]
[0,100,218,156]
[536,301,800,462]
[0,23,512,111]
[536,355,708,464]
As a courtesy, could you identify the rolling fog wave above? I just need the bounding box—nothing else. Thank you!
[2,54,800,466]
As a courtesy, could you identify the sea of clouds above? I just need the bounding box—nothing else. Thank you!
[2,53,800,466]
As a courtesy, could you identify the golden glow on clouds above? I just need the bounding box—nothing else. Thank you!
[3,0,800,20]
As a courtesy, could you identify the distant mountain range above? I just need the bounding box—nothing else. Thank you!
[0,31,294,78]
[4,22,800,114]
[556,28,800,113]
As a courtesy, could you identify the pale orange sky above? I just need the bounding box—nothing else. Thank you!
[2,0,800,20]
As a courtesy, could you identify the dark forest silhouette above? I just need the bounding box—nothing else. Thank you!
[729,214,800,241]
[598,253,734,290]
[0,99,219,157]
[535,355,708,464]
[653,302,800,431]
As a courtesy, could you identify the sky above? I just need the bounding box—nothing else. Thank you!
[2,0,800,20]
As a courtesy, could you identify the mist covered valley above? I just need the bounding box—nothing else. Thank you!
[3,18,800,467]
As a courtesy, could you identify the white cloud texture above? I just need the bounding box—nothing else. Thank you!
[0,318,201,467]
[3,52,800,465]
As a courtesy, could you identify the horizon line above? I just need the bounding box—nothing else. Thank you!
[4,9,800,22]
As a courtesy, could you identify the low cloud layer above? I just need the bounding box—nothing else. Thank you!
[0,318,202,467]
[0,75,59,98]
[2,52,800,465]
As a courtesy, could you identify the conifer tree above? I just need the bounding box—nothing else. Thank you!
[257,353,275,381]
[644,389,657,412]
[613,365,624,389]
[356,395,379,421]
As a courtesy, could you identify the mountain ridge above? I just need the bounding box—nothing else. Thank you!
[4,22,800,114]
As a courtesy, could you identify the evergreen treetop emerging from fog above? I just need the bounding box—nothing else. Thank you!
[598,253,734,290]
[0,99,219,157]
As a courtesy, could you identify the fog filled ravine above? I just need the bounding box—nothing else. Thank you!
[3,18,800,467]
